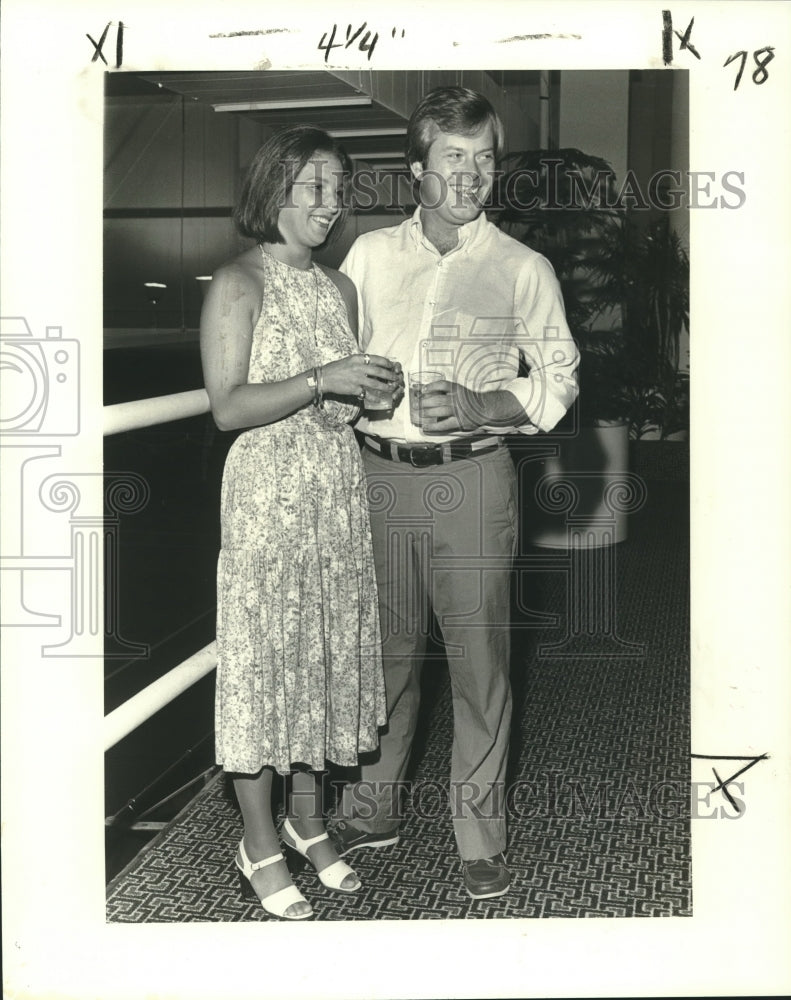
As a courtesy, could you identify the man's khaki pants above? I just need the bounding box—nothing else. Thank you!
[340,444,517,861]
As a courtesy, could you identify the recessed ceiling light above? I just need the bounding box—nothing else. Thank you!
[327,128,407,138]
[212,96,373,112]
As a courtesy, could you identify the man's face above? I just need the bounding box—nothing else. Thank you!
[411,123,496,228]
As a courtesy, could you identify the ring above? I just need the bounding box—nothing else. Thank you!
[359,388,366,399]
[363,354,370,365]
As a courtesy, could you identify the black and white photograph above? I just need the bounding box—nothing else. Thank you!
[2,2,790,999]
[102,66,693,924]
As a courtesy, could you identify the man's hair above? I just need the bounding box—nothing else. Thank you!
[406,86,505,169]
[234,125,353,245]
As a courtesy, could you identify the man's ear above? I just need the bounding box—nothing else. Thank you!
[409,160,424,181]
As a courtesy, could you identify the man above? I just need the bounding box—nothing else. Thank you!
[331,86,579,899]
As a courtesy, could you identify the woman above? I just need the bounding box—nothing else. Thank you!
[200,126,401,920]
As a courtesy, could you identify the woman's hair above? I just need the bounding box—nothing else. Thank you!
[406,86,505,169]
[234,125,353,245]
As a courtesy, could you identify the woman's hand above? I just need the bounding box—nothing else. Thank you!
[322,354,402,400]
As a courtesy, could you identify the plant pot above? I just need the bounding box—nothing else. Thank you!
[518,421,634,548]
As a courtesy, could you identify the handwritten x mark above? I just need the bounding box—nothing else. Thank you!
[674,16,701,60]
[86,22,112,64]
[692,752,769,813]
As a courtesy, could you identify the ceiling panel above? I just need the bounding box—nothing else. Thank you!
[139,70,364,103]
[136,70,410,160]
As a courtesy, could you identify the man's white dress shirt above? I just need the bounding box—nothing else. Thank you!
[340,207,580,443]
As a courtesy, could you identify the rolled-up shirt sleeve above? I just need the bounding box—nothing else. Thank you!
[505,255,579,435]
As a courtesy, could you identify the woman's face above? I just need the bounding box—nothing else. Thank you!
[277,152,345,249]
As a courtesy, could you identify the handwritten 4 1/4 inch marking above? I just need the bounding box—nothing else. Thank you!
[318,22,405,63]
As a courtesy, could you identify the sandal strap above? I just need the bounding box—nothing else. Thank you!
[296,830,329,851]
[248,853,282,873]
[316,859,358,891]
[283,817,329,852]
[261,883,310,919]
[237,838,283,876]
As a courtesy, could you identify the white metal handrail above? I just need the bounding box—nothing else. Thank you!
[104,642,217,751]
[104,389,216,751]
[104,388,210,436]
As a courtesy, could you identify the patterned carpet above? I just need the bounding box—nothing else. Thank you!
[106,458,690,922]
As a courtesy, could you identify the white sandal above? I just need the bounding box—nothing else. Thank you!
[282,817,361,893]
[236,839,313,920]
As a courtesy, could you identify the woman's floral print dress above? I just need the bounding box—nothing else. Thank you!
[215,251,385,774]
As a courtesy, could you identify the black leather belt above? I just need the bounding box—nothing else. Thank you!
[356,431,503,468]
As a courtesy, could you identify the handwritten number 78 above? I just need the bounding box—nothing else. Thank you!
[724,46,775,90]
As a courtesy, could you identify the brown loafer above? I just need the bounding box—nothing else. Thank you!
[462,853,511,899]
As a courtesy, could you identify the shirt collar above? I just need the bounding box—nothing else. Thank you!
[408,205,489,254]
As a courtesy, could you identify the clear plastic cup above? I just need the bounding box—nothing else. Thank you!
[408,370,444,427]
[364,358,402,412]
[364,382,396,410]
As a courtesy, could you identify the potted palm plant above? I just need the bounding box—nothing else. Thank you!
[495,149,689,546]
[585,211,690,439]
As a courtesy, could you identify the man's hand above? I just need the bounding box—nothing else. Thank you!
[419,380,487,433]
[419,380,530,433]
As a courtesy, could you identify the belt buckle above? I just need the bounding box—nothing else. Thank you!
[409,445,440,468]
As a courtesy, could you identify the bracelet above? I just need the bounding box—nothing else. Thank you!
[316,365,324,410]
[306,367,320,407]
